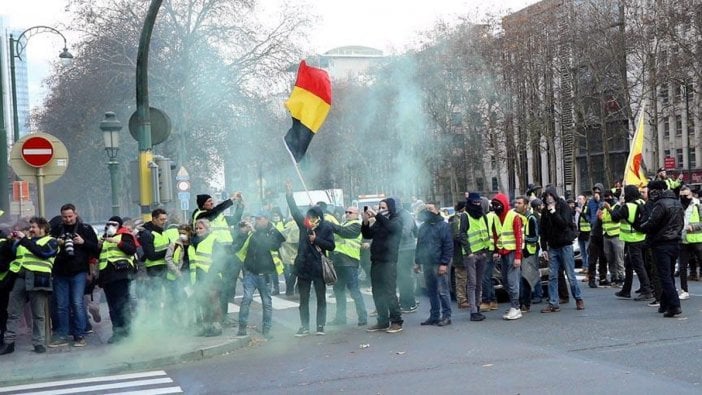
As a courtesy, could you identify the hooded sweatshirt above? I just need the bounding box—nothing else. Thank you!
[361,197,403,263]
[610,185,642,224]
[539,186,576,249]
[286,194,335,280]
[491,193,523,260]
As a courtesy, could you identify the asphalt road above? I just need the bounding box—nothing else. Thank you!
[165,277,702,394]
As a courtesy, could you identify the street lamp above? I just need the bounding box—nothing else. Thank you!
[99,112,122,216]
[0,26,73,218]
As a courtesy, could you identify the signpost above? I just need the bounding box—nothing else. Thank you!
[10,132,69,217]
[664,156,676,170]
[175,166,190,221]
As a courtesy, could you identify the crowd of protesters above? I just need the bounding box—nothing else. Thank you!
[0,167,699,355]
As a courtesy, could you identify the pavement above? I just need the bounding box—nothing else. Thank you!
[0,299,253,387]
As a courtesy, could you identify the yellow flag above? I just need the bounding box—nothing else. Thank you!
[623,103,648,187]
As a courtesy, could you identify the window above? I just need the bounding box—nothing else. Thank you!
[476,177,484,192]
[689,117,695,134]
[491,177,498,192]
[677,148,684,169]
[690,149,697,169]
[663,117,670,138]
[660,83,669,105]
[676,115,683,136]
[664,149,671,159]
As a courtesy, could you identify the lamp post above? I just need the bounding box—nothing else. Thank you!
[1,26,73,218]
[99,112,122,216]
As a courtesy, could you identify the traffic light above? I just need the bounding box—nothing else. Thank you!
[153,156,174,203]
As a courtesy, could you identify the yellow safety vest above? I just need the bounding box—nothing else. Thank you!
[98,234,135,271]
[334,219,362,261]
[579,204,591,233]
[685,204,702,244]
[0,237,8,281]
[193,209,233,244]
[145,229,170,268]
[11,235,55,274]
[486,212,498,252]
[602,206,620,237]
[466,215,490,253]
[188,233,217,273]
[164,227,180,243]
[619,200,646,243]
[496,210,521,251]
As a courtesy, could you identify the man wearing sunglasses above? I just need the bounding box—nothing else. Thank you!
[328,207,368,327]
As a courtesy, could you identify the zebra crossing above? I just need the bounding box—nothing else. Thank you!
[227,287,373,313]
[0,371,182,395]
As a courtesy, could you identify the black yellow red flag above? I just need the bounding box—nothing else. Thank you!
[284,60,332,162]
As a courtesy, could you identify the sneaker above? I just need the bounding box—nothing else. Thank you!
[34,344,46,354]
[615,291,631,299]
[503,307,522,320]
[401,305,418,314]
[357,321,367,327]
[531,297,543,304]
[48,337,69,348]
[369,310,378,317]
[540,304,561,313]
[599,280,611,287]
[634,293,654,301]
[520,305,530,313]
[73,337,87,347]
[479,302,491,311]
[663,307,682,318]
[588,280,598,288]
[386,323,403,333]
[316,326,326,336]
[458,302,470,309]
[679,291,690,300]
[470,312,486,321]
[366,323,390,332]
[235,330,248,338]
[648,300,660,307]
[489,301,498,311]
[294,327,310,337]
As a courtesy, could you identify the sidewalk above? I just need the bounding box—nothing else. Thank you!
[0,302,251,387]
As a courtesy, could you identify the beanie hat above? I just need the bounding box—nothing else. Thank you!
[108,216,123,227]
[530,198,543,210]
[467,192,481,203]
[196,194,212,209]
[647,180,667,191]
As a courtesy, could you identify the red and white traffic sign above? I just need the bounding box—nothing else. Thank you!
[21,136,55,168]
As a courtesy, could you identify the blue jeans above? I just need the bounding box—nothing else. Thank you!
[548,245,582,306]
[333,266,367,323]
[578,239,590,270]
[423,264,452,320]
[500,252,521,309]
[482,256,496,303]
[238,271,273,333]
[53,272,87,339]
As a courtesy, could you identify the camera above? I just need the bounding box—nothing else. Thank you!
[63,233,75,256]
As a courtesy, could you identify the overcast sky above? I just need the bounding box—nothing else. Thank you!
[1,0,537,109]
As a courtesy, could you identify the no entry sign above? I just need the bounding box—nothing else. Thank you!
[21,136,54,167]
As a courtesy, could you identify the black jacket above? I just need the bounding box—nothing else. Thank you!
[244,224,285,274]
[361,198,403,263]
[286,193,335,280]
[415,211,454,266]
[636,190,684,245]
[540,187,577,250]
[50,221,99,276]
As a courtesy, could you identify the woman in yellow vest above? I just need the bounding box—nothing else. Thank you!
[189,219,223,337]
[97,216,138,344]
[165,224,193,327]
[0,217,58,355]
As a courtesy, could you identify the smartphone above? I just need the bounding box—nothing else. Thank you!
[363,206,368,212]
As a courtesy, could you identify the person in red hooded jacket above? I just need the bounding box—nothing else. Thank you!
[490,193,524,320]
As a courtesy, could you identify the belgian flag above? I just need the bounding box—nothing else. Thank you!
[284,60,332,162]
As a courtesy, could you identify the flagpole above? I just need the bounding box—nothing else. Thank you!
[283,137,314,204]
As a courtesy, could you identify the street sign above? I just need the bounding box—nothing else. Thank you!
[21,136,54,167]
[10,132,69,184]
[176,180,190,192]
[128,107,172,145]
[175,166,190,181]
[180,199,189,211]
[177,191,190,201]
[664,156,676,170]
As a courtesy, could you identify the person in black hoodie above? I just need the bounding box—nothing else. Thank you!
[49,204,99,348]
[362,197,404,333]
[236,210,285,339]
[539,186,585,312]
[635,180,684,317]
[285,181,335,336]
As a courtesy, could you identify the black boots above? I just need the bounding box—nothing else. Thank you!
[0,342,14,355]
